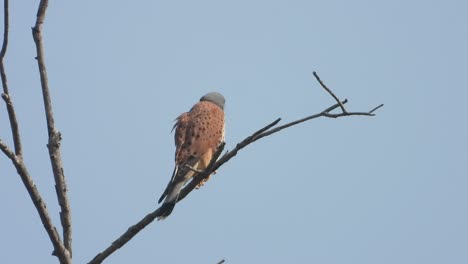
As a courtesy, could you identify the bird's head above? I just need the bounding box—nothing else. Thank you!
[200,92,225,110]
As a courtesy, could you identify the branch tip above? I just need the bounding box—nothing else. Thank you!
[369,103,384,114]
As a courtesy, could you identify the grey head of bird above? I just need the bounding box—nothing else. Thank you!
[200,92,225,110]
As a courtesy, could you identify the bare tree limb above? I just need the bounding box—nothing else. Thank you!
[32,0,72,259]
[0,141,71,263]
[0,142,71,263]
[88,72,383,264]
[88,209,162,264]
[0,0,22,156]
[11,156,71,263]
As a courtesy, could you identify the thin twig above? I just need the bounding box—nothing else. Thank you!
[32,0,72,259]
[89,72,383,264]
[369,103,384,114]
[217,259,226,264]
[254,101,345,140]
[0,0,22,156]
[313,71,347,114]
[0,0,8,59]
[0,138,15,160]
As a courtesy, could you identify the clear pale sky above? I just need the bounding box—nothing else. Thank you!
[1,1,467,263]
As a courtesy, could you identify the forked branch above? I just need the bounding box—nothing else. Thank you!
[88,72,383,264]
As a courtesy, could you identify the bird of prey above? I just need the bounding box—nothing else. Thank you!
[158,92,225,220]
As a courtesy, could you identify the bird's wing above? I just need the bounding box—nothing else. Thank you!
[158,113,198,203]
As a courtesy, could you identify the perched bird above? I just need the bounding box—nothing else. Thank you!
[158,92,225,220]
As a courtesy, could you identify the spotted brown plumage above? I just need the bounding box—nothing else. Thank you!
[158,92,225,220]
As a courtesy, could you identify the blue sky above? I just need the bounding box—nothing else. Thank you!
[1,0,467,263]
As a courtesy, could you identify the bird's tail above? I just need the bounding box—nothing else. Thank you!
[157,161,198,220]
[157,202,176,220]
[157,181,185,220]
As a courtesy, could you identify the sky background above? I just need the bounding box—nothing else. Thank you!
[1,0,467,263]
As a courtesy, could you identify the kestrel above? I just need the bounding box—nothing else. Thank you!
[158,92,225,219]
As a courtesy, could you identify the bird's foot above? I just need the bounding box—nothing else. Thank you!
[195,174,212,189]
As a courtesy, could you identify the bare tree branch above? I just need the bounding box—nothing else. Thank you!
[0,0,22,156]
[0,141,70,263]
[32,0,73,258]
[11,156,71,263]
[88,209,162,264]
[88,72,383,264]
[0,143,70,263]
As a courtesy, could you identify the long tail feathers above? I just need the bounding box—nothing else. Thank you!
[158,166,179,204]
[158,189,168,204]
[157,161,197,220]
[156,181,185,220]
[157,202,176,220]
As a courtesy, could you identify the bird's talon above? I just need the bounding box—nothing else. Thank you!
[195,181,205,189]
